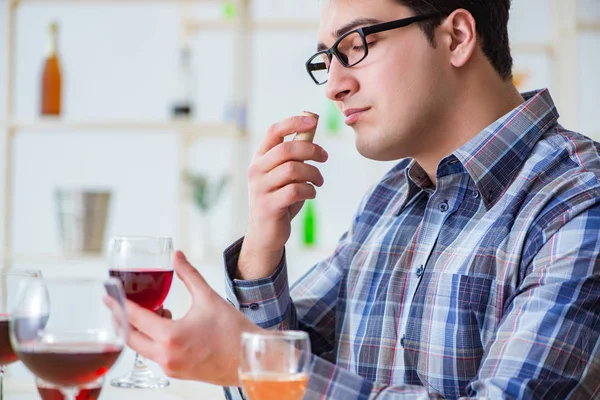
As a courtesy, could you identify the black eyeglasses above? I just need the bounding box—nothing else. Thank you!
[305,14,440,85]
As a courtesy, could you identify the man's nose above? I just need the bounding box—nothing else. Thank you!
[325,57,356,101]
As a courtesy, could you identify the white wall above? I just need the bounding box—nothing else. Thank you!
[0,0,400,280]
[0,0,599,394]
[0,0,598,308]
[0,0,598,314]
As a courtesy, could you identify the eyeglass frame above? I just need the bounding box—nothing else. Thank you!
[305,14,442,85]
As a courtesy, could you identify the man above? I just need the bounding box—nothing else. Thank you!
[125,0,600,398]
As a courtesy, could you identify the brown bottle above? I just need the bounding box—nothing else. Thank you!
[41,21,62,116]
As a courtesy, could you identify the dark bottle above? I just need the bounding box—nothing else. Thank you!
[171,46,194,119]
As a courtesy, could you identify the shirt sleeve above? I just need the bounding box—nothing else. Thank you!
[223,228,353,343]
[223,236,294,329]
[221,230,354,400]
[222,191,369,398]
[223,183,371,342]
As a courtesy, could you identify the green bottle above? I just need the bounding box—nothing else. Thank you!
[222,0,236,20]
[325,101,341,136]
[302,199,317,247]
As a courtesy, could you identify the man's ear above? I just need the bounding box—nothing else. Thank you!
[437,8,477,68]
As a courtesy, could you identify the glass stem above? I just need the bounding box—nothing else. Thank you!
[61,387,79,400]
[131,352,153,379]
[0,366,5,400]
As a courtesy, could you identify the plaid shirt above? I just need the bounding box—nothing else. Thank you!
[223,89,600,399]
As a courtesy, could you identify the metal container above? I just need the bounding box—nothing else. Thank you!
[55,189,112,254]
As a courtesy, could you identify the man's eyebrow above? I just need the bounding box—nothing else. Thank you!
[316,18,382,51]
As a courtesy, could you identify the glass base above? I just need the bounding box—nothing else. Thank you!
[112,353,170,389]
[110,372,170,389]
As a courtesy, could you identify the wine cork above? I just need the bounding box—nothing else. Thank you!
[294,111,319,142]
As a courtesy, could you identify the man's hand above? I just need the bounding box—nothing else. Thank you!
[125,250,262,387]
[239,115,328,280]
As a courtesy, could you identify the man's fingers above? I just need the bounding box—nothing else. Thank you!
[254,116,318,157]
[127,299,170,339]
[257,141,328,173]
[263,161,325,190]
[174,251,210,302]
[275,183,317,205]
[127,327,159,361]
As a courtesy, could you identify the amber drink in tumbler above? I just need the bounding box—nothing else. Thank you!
[239,331,311,400]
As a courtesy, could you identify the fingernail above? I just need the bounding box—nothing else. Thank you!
[302,116,317,124]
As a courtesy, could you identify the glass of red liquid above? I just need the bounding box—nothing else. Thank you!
[0,269,42,400]
[108,236,174,389]
[10,277,128,400]
[37,376,104,400]
[239,331,312,400]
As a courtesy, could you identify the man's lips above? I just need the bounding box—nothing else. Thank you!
[343,107,370,125]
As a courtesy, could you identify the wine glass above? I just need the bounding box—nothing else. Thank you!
[239,331,312,400]
[0,269,42,400]
[107,236,174,389]
[10,277,127,400]
[37,376,104,400]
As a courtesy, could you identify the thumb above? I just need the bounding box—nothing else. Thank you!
[174,250,210,301]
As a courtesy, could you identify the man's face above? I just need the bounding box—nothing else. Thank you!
[318,0,450,161]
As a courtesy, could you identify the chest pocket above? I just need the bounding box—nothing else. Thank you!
[403,272,498,399]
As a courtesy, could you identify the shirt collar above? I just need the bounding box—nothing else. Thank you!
[453,89,559,209]
[404,88,559,210]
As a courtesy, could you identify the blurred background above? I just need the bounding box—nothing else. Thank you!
[0,0,599,398]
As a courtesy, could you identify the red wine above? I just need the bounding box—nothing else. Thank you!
[18,342,122,387]
[0,314,48,365]
[37,385,102,400]
[109,269,173,311]
[0,316,17,365]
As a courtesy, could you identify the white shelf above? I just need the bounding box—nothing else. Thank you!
[578,20,600,32]
[8,252,105,264]
[257,20,319,30]
[511,42,555,55]
[15,0,222,4]
[188,19,320,32]
[6,120,240,137]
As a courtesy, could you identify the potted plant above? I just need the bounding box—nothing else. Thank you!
[183,171,229,260]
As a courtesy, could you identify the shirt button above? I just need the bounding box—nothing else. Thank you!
[439,201,449,212]
[401,334,406,348]
[472,190,480,199]
[416,265,424,278]
[249,303,260,311]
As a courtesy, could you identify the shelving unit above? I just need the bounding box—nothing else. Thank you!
[511,1,598,137]
[1,1,598,267]
[187,18,319,31]
[9,251,104,263]
[1,0,253,269]
[511,42,555,55]
[0,120,239,141]
[579,17,600,139]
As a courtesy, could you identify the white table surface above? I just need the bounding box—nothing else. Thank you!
[4,348,226,400]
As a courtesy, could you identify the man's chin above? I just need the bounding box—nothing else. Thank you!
[355,140,395,161]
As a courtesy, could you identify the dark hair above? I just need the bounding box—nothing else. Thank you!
[399,0,513,80]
